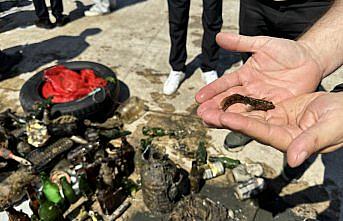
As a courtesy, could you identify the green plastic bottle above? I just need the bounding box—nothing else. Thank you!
[208,156,241,169]
[61,176,78,204]
[40,173,64,205]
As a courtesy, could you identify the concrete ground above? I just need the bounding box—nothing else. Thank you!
[0,0,342,220]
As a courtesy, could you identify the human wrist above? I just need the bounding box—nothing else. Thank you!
[297,40,328,80]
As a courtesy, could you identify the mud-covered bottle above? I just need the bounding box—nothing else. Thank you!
[38,195,65,221]
[78,173,93,197]
[61,176,78,204]
[40,173,67,210]
[6,207,30,221]
[189,161,204,194]
[196,141,207,166]
[208,156,240,169]
[26,184,40,216]
[99,128,131,140]
[115,96,148,124]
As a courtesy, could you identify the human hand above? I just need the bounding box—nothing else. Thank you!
[201,92,343,167]
[196,32,325,119]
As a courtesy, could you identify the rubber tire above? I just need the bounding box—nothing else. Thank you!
[19,61,119,121]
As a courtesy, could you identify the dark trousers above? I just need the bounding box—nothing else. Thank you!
[32,0,63,20]
[167,0,223,72]
[239,0,332,62]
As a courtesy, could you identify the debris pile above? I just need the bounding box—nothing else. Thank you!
[0,99,136,220]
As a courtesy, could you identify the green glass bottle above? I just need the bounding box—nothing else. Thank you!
[99,129,131,140]
[78,173,93,196]
[196,141,207,166]
[40,173,64,205]
[38,195,64,221]
[208,156,241,169]
[142,126,167,137]
[61,176,78,204]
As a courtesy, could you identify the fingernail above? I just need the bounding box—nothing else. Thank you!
[294,151,308,167]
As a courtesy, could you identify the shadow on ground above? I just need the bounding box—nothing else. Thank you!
[255,150,343,221]
[0,1,90,33]
[3,28,102,77]
[114,0,146,11]
[0,0,31,13]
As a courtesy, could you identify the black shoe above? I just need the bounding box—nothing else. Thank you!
[55,15,70,27]
[223,131,253,150]
[35,18,55,29]
[0,51,23,74]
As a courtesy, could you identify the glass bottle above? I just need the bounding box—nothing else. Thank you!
[61,176,78,204]
[208,156,240,169]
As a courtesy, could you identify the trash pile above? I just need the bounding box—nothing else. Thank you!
[138,125,267,221]
[0,94,270,221]
[0,99,137,221]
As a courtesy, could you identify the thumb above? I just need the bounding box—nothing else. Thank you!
[286,120,341,168]
[216,32,269,53]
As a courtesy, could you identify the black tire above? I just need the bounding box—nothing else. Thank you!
[19,61,120,121]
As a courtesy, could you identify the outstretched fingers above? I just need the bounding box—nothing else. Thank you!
[219,112,291,151]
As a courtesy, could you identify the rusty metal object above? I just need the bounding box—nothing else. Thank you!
[141,148,185,215]
[169,195,231,221]
[220,94,275,111]
[26,138,74,170]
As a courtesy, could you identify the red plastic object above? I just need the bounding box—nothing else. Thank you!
[42,65,107,103]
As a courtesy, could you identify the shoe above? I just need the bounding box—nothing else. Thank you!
[55,15,70,26]
[224,131,253,150]
[0,51,23,74]
[201,70,218,84]
[163,70,185,95]
[84,6,109,17]
[35,18,55,29]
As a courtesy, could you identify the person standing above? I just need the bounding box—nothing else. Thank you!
[163,0,223,95]
[224,0,332,150]
[32,0,70,29]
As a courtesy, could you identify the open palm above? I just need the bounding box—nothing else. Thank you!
[203,92,343,167]
[196,32,324,120]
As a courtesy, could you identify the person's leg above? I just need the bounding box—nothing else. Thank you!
[51,0,63,18]
[276,0,332,40]
[200,0,222,84]
[51,0,70,26]
[239,0,272,62]
[168,0,190,72]
[32,0,49,20]
[163,0,190,95]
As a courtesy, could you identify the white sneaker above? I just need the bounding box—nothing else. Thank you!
[202,70,218,84]
[163,70,186,95]
[84,6,109,17]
